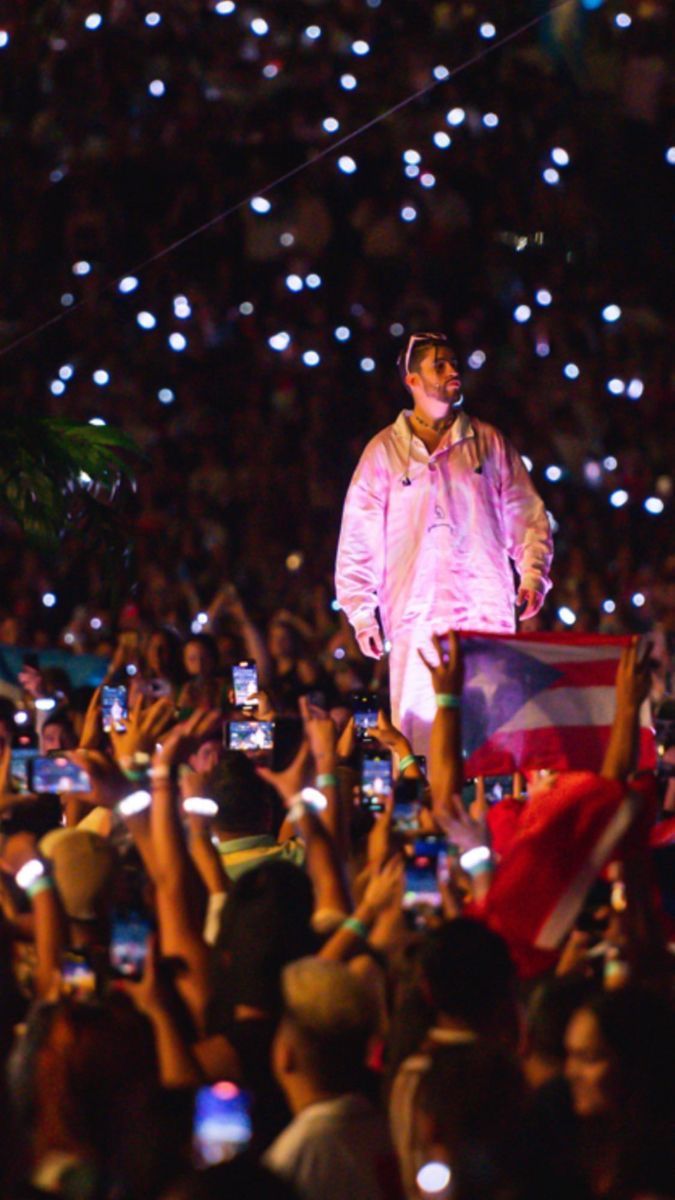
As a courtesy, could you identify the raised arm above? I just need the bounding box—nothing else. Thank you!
[335,439,388,659]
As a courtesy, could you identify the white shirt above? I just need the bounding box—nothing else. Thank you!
[264,1093,403,1200]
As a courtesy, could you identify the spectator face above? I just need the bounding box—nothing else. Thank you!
[183,639,214,678]
[188,737,223,774]
[268,622,293,660]
[41,721,74,752]
[146,631,170,675]
[564,1009,618,1118]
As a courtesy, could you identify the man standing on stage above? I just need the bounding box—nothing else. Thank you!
[335,332,553,753]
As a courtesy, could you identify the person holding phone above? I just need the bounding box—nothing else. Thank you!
[335,331,553,754]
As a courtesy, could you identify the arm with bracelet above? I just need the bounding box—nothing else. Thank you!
[418,631,464,823]
[318,855,404,963]
[3,834,65,999]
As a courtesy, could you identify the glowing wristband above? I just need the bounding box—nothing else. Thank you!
[398,754,416,773]
[342,917,369,940]
[316,773,338,789]
[16,859,46,891]
[150,764,171,782]
[116,789,152,817]
[27,876,54,900]
[287,800,308,826]
[459,846,492,876]
[183,797,218,817]
[436,694,460,709]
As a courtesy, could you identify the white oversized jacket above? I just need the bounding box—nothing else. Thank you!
[336,409,553,640]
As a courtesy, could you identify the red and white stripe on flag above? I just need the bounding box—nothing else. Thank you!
[460,632,655,776]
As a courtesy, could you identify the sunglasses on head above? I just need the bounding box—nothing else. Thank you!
[403,332,448,375]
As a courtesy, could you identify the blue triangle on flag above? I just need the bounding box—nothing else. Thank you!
[461,638,564,759]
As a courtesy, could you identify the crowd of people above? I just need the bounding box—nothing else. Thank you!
[0,0,672,647]
[0,625,674,1200]
[0,3,673,1198]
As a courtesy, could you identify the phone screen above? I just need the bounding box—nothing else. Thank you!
[360,751,392,811]
[227,720,274,752]
[485,775,513,803]
[351,692,379,741]
[403,837,448,909]
[32,755,91,794]
[61,953,97,1000]
[393,777,425,831]
[193,1082,252,1167]
[109,911,152,982]
[232,661,259,709]
[10,748,37,792]
[102,685,128,733]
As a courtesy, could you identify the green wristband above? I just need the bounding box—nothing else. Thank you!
[316,773,338,789]
[342,917,369,940]
[27,876,54,900]
[398,754,416,773]
[436,693,461,709]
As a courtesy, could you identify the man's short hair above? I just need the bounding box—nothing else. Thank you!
[204,750,271,834]
[281,958,377,1092]
[396,331,449,385]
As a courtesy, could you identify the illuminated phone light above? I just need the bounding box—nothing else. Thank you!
[609,488,629,508]
[239,300,254,314]
[14,711,29,725]
[626,378,643,400]
[416,1161,451,1195]
[35,697,57,713]
[168,332,187,351]
[59,364,74,380]
[72,260,91,276]
[583,460,602,484]
[286,274,303,292]
[137,310,156,329]
[563,362,580,379]
[191,618,204,634]
[215,0,236,13]
[607,378,625,395]
[666,147,675,165]
[446,107,465,126]
[340,74,357,91]
[42,592,57,608]
[482,112,499,128]
[262,63,279,79]
[250,17,269,35]
[322,117,339,133]
[433,131,451,148]
[459,846,491,872]
[173,295,191,318]
[183,797,218,816]
[89,417,106,426]
[644,496,664,515]
[631,592,645,608]
[513,304,531,323]
[602,599,616,614]
[304,24,321,40]
[467,349,486,370]
[536,288,552,306]
[0,30,9,47]
[603,455,617,470]
[90,616,102,629]
[125,664,138,676]
[433,64,449,80]
[360,357,376,372]
[615,12,631,26]
[286,551,304,571]
[145,11,161,26]
[117,790,152,817]
[557,606,577,626]
[334,326,351,341]
[542,167,560,185]
[16,859,45,891]
[338,156,357,174]
[544,465,562,482]
[93,369,110,386]
[148,79,165,97]
[84,13,103,30]
[551,147,570,167]
[302,350,320,367]
[50,380,66,396]
[403,149,421,165]
[158,387,175,404]
[118,275,139,293]
[404,164,420,178]
[535,340,550,357]
[351,39,370,56]
[601,304,621,323]
[250,195,271,213]
[479,21,496,38]
[333,647,346,659]
[305,273,322,289]
[196,611,209,626]
[61,293,75,307]
[401,206,417,222]
[420,172,436,188]
[269,330,290,352]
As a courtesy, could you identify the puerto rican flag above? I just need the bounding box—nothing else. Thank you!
[460,632,655,776]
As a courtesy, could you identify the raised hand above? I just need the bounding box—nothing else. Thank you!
[418,630,463,695]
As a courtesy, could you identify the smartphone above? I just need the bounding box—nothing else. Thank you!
[10,747,38,792]
[109,910,152,982]
[102,684,128,733]
[226,720,274,752]
[351,691,379,741]
[393,777,425,831]
[32,755,91,794]
[485,775,513,803]
[403,836,448,909]
[231,660,259,709]
[360,749,392,812]
[192,1082,252,1167]
[61,952,97,1000]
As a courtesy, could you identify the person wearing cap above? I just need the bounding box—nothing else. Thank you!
[335,332,553,754]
